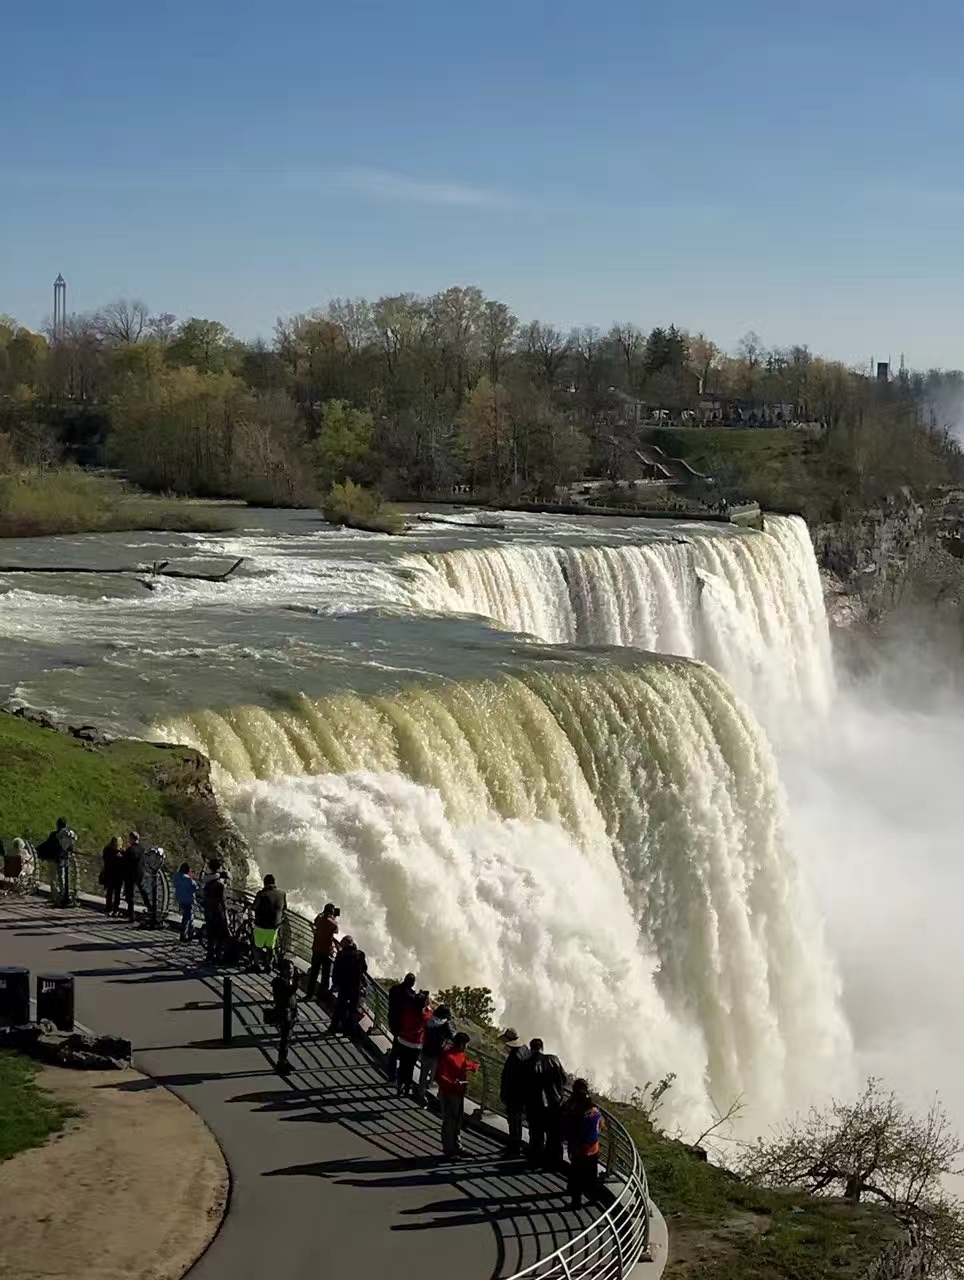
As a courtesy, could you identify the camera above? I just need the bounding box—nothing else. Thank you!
[333,907,341,917]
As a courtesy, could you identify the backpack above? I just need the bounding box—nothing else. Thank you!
[36,833,59,861]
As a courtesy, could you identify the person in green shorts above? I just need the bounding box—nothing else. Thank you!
[252,874,286,973]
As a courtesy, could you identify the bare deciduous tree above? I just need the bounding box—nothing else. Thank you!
[521,320,570,390]
[96,299,149,344]
[481,300,517,384]
[741,1079,964,1279]
[147,312,178,346]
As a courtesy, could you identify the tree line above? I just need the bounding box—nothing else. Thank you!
[1,289,962,515]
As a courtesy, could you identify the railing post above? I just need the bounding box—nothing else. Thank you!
[478,1054,488,1118]
[222,974,233,1044]
[608,1213,625,1279]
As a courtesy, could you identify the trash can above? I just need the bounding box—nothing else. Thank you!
[0,966,30,1025]
[37,973,74,1031]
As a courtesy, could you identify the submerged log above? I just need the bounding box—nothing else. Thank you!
[0,557,244,584]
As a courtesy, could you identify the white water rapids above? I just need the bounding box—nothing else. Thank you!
[395,514,834,729]
[158,515,854,1130]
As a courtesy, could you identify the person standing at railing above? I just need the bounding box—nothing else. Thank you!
[201,858,229,964]
[173,862,198,942]
[523,1038,567,1167]
[499,1029,531,1155]
[436,1032,479,1158]
[417,1003,454,1105]
[100,835,124,916]
[330,936,367,1036]
[305,903,339,1002]
[386,973,416,1080]
[252,874,286,973]
[395,989,431,1099]
[562,1079,605,1209]
[122,831,145,923]
[271,958,300,1074]
[38,818,76,908]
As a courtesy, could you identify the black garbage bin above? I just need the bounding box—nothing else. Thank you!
[0,966,30,1025]
[37,973,74,1031]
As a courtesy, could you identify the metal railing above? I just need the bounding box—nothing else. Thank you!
[183,883,653,1277]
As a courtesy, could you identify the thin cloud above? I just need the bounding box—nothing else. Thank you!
[331,167,516,210]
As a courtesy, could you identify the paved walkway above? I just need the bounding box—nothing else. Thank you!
[0,899,614,1280]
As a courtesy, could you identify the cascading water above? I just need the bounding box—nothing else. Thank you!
[391,515,833,730]
[161,657,852,1128]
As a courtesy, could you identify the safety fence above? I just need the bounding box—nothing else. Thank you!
[172,873,654,1278]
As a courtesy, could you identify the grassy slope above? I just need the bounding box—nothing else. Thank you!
[0,1051,75,1162]
[0,469,236,538]
[608,1104,896,1279]
[0,714,244,885]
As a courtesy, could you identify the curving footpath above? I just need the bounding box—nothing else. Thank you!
[0,898,666,1279]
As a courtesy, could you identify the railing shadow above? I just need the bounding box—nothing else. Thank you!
[5,895,651,1279]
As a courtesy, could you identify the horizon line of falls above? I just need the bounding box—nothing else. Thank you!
[160,652,853,1131]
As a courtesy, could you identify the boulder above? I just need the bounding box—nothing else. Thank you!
[70,724,112,745]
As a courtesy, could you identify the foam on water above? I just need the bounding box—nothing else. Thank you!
[161,660,852,1127]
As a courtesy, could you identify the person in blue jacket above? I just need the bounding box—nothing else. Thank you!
[173,862,198,941]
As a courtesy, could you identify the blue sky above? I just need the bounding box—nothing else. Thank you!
[3,0,964,367]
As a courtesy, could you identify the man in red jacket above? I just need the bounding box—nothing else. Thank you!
[435,1032,479,1158]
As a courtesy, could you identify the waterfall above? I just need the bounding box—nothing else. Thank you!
[160,657,852,1128]
[396,514,833,728]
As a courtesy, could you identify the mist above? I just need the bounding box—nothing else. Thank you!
[784,626,964,1126]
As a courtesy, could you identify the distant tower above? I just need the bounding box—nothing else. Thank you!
[53,274,67,338]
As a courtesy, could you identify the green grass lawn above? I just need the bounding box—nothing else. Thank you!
[0,713,246,888]
[0,1051,75,1162]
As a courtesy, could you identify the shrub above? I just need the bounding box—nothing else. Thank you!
[322,479,405,535]
[432,985,496,1029]
[0,468,234,538]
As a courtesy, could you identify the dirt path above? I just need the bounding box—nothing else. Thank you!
[0,1066,228,1280]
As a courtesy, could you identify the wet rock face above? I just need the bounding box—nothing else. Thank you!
[813,494,964,629]
[866,1228,925,1280]
[151,751,248,881]
[813,500,927,614]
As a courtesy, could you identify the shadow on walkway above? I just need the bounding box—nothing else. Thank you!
[2,900,604,1279]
